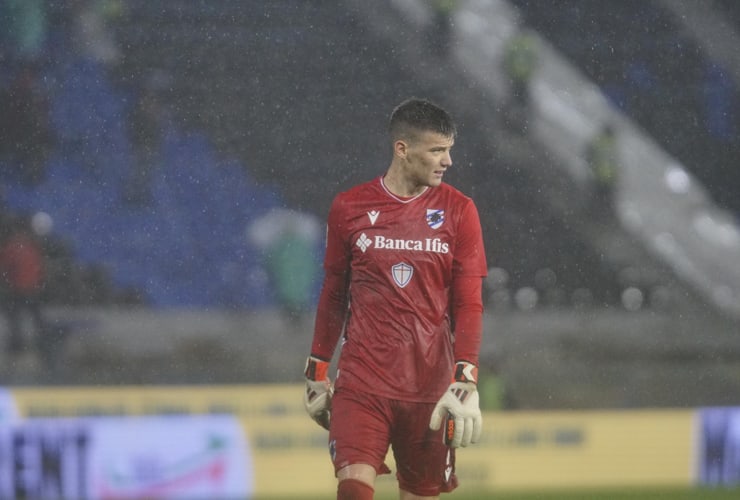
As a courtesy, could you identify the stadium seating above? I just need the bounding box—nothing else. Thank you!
[6,0,722,311]
[1,45,287,307]
[510,0,740,219]
[110,0,635,309]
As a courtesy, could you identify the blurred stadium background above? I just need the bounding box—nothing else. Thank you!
[1,0,740,498]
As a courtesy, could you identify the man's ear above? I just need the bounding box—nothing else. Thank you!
[393,139,408,159]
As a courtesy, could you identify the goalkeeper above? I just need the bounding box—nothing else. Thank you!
[304,98,488,500]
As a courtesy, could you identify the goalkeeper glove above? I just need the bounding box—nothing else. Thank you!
[429,361,482,448]
[303,355,333,430]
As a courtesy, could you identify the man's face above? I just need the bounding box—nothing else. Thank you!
[402,130,454,188]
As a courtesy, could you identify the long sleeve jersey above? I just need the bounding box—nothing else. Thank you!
[311,176,487,402]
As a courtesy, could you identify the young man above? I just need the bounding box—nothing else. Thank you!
[304,98,487,499]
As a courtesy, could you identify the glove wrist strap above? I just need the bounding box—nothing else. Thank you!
[305,356,329,381]
[453,361,478,384]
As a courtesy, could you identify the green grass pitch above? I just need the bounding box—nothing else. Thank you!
[257,487,740,499]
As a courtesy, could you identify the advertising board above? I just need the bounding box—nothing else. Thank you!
[4,385,703,496]
[0,415,251,499]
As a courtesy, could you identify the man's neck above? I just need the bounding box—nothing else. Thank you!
[383,167,427,198]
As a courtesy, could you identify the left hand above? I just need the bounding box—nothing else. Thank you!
[429,361,482,448]
[303,356,333,430]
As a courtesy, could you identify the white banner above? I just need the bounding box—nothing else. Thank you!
[0,415,252,499]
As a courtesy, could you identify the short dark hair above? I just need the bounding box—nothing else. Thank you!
[389,98,457,142]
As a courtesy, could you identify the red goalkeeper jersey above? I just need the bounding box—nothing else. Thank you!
[312,176,487,402]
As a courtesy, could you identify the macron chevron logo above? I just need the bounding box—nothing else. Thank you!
[368,210,379,225]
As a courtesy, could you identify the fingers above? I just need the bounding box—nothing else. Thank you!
[471,413,483,444]
[304,381,333,431]
[314,409,331,430]
[445,414,483,448]
[429,403,447,431]
[460,416,473,447]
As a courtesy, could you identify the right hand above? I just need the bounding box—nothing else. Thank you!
[303,356,333,430]
[429,361,482,448]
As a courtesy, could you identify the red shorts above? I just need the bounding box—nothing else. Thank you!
[329,387,458,496]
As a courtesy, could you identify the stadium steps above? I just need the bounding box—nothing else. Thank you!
[509,0,740,218]
[346,0,706,313]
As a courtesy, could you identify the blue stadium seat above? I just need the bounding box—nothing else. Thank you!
[10,50,285,308]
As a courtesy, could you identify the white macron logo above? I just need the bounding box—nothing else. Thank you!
[368,210,379,225]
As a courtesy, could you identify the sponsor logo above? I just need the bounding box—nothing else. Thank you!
[365,235,449,253]
[426,209,444,229]
[445,414,455,446]
[356,233,372,253]
[98,433,232,498]
[355,234,449,254]
[367,210,380,225]
[456,362,479,383]
[392,263,413,288]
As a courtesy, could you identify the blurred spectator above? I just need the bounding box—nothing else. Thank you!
[123,74,171,205]
[503,30,538,106]
[68,0,122,68]
[427,0,458,57]
[701,63,739,213]
[478,362,515,410]
[0,214,48,356]
[702,63,737,145]
[0,0,48,64]
[247,208,321,327]
[0,62,54,185]
[502,30,538,132]
[584,123,620,215]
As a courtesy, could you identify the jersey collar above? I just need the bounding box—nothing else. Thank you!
[379,176,429,203]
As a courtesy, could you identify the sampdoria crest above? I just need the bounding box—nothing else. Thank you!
[426,209,444,229]
[392,262,414,288]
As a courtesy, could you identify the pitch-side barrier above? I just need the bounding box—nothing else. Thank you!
[0,385,734,498]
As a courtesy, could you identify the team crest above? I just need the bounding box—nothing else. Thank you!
[426,209,444,229]
[392,262,413,288]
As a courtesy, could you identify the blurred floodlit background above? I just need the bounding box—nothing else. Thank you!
[1,0,740,498]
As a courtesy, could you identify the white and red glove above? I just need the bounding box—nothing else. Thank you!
[429,361,482,448]
[303,356,333,430]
